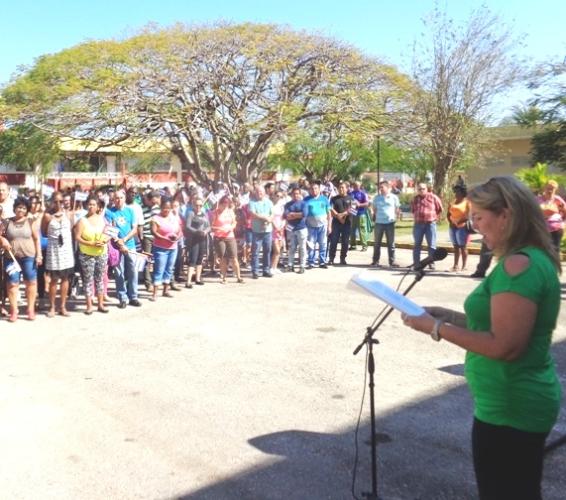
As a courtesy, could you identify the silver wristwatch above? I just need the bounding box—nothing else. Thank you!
[431,319,442,341]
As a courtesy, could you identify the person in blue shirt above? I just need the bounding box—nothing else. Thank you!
[248,186,274,278]
[283,187,308,273]
[371,180,400,268]
[304,181,332,269]
[106,190,141,308]
[349,181,370,251]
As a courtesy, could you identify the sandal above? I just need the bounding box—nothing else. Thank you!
[8,312,18,323]
[47,310,55,318]
[84,309,94,316]
[59,310,71,317]
[97,307,109,314]
[162,291,173,298]
[27,311,36,321]
[148,296,156,302]
[185,283,193,289]
[237,278,245,284]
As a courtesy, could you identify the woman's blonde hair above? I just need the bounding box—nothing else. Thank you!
[468,176,561,273]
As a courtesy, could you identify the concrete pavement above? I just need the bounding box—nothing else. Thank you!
[1,247,565,499]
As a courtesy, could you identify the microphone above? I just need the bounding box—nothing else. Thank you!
[413,248,448,271]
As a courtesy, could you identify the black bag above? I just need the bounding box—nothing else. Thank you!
[465,220,476,234]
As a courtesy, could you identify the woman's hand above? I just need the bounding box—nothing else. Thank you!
[425,306,454,323]
[401,312,435,335]
[425,306,466,328]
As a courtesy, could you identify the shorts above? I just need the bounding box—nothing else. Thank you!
[214,237,237,260]
[5,256,37,284]
[449,226,469,247]
[47,267,75,280]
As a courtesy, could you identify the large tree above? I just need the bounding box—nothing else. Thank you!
[412,7,523,193]
[513,61,566,169]
[0,123,60,180]
[1,23,408,185]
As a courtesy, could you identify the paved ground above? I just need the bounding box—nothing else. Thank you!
[1,246,565,500]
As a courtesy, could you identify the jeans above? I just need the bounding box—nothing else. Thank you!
[252,231,272,274]
[329,220,351,262]
[152,246,178,286]
[373,222,396,265]
[412,222,437,265]
[287,228,308,268]
[307,225,328,265]
[114,250,139,302]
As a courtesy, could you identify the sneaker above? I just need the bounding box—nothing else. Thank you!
[298,267,305,274]
[284,266,295,273]
[263,272,273,278]
[370,262,381,268]
[306,264,314,270]
[252,273,259,279]
[361,247,367,252]
[319,263,328,269]
[390,263,400,268]
[129,299,142,307]
[118,301,127,309]
[470,271,485,278]
[340,260,347,266]
[428,264,435,270]
[349,245,357,250]
[169,283,181,291]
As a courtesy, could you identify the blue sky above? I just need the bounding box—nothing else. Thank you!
[1,0,565,115]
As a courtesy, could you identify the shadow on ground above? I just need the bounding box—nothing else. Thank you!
[174,341,566,500]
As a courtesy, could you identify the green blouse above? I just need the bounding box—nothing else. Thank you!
[463,246,562,433]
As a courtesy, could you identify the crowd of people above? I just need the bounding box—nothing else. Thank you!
[1,175,564,498]
[0,175,564,323]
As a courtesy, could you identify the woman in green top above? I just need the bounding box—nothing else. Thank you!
[402,176,562,500]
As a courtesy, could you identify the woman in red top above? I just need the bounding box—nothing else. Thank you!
[150,198,183,300]
[212,196,244,284]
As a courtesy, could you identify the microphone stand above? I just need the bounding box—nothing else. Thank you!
[352,267,426,500]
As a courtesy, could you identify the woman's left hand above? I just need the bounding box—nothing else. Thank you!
[401,312,436,335]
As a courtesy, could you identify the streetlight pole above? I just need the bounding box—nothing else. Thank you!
[376,135,381,184]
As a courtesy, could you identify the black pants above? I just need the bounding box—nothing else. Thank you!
[472,418,548,500]
[475,242,493,276]
[550,229,563,254]
[328,220,351,263]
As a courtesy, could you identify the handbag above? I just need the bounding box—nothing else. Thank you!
[107,240,121,267]
[465,220,476,234]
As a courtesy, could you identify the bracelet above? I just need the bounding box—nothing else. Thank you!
[431,319,442,342]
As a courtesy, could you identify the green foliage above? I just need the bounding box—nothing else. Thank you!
[2,23,408,185]
[514,162,566,193]
[0,123,60,177]
[517,61,566,169]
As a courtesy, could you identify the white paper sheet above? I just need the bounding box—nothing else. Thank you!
[350,271,426,316]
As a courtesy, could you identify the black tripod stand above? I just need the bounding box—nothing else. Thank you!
[352,268,426,499]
